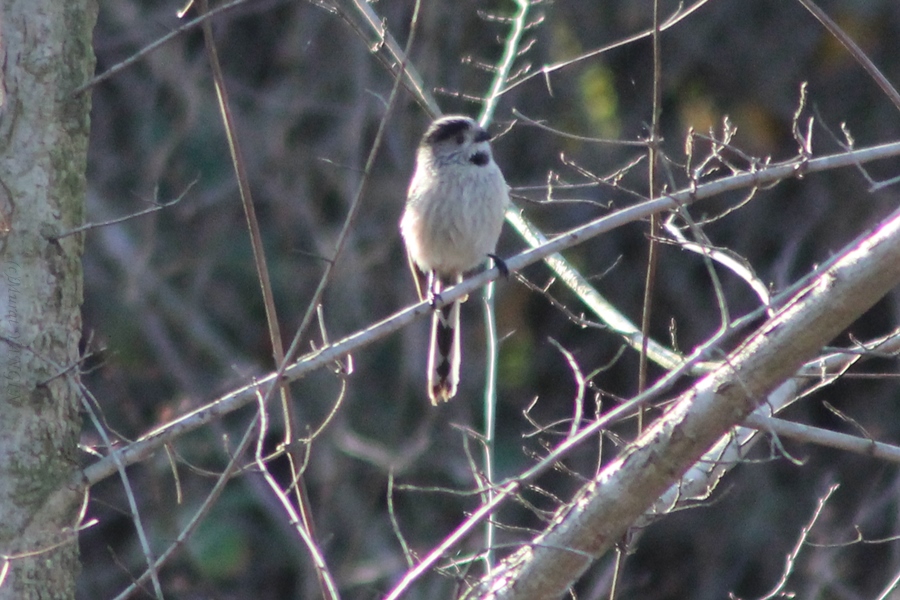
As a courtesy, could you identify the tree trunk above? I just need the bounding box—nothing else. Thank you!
[0,1,96,598]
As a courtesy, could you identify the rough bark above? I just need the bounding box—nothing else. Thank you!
[0,1,96,598]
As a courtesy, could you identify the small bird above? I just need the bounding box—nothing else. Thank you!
[400,115,510,404]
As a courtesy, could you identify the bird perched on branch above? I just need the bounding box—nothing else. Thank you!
[400,115,510,404]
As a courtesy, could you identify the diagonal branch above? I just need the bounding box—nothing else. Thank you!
[78,140,900,488]
[72,0,256,95]
[471,201,900,600]
[794,0,900,112]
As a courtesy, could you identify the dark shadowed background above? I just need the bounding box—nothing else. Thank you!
[78,0,900,598]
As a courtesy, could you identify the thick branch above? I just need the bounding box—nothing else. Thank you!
[474,204,900,599]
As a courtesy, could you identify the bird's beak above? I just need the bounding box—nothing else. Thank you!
[474,128,492,143]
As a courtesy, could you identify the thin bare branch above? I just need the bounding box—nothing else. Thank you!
[80,387,164,599]
[196,3,329,593]
[662,215,772,309]
[478,0,530,126]
[743,414,900,464]
[499,0,713,96]
[252,393,342,600]
[340,0,440,117]
[111,411,259,600]
[73,0,255,95]
[49,179,195,241]
[756,484,839,600]
[794,0,900,112]
[78,139,900,488]
[547,338,587,440]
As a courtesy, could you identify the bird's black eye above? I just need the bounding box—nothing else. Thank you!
[455,133,465,144]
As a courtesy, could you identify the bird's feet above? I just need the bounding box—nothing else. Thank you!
[488,253,509,278]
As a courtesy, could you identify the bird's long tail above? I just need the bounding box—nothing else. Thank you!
[428,275,461,404]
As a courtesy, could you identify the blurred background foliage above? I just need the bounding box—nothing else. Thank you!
[79,0,900,598]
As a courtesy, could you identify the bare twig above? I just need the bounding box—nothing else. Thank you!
[388,471,416,568]
[339,0,440,117]
[478,0,529,126]
[73,0,255,95]
[511,109,647,146]
[662,215,772,309]
[547,338,587,441]
[111,413,260,600]
[499,0,713,96]
[196,1,328,594]
[252,392,341,599]
[638,0,665,425]
[794,0,900,112]
[49,180,195,241]
[80,388,164,599]
[756,484,839,600]
[743,414,900,464]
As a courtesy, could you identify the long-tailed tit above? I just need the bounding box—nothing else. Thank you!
[400,115,510,404]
